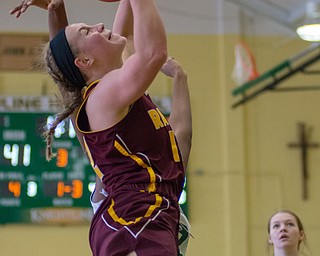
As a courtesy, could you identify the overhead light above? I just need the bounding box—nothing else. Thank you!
[296,1,320,42]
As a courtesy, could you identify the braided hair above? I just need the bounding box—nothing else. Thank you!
[41,43,84,161]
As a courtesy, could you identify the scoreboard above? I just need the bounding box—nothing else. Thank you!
[0,112,95,224]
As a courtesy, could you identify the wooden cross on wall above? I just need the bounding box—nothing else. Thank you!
[287,122,319,200]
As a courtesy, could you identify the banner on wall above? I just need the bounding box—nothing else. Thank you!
[0,95,59,112]
[0,33,49,70]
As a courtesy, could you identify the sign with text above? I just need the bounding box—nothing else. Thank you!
[0,33,49,70]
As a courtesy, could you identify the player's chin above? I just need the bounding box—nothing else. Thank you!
[110,34,123,41]
[112,35,127,45]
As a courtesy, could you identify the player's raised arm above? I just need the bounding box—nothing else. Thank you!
[162,58,192,169]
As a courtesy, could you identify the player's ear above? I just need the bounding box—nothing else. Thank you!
[75,57,93,69]
[299,231,304,241]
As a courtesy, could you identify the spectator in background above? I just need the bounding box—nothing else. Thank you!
[267,210,309,256]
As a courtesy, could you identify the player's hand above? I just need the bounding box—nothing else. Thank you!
[10,0,63,18]
[161,57,185,79]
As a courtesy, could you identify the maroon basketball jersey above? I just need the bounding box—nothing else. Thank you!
[76,82,185,199]
[76,82,185,255]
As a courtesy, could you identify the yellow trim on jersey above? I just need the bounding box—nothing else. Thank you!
[145,193,162,217]
[75,79,108,134]
[169,130,181,162]
[108,194,163,225]
[108,199,142,225]
[83,137,104,180]
[114,140,156,193]
[82,79,101,99]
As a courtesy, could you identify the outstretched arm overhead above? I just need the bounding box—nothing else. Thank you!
[94,0,167,112]
[10,0,106,200]
[10,0,68,39]
[112,0,134,61]
[161,58,192,169]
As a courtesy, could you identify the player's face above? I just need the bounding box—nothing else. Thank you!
[66,23,126,62]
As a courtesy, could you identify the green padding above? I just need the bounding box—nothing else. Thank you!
[232,60,291,96]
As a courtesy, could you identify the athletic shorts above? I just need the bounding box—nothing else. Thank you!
[90,186,191,256]
[89,189,179,256]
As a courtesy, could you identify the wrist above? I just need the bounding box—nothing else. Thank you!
[174,68,187,80]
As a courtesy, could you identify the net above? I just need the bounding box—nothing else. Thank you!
[231,41,259,86]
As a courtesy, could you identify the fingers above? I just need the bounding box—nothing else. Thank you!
[47,0,57,11]
[160,57,178,77]
[9,1,32,18]
[9,0,53,17]
[161,58,175,78]
[47,2,59,11]
[9,4,23,17]
[166,57,179,68]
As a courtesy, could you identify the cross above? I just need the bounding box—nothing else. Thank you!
[288,122,319,200]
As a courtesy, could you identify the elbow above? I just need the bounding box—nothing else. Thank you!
[152,48,167,68]
[144,47,167,69]
[158,48,168,64]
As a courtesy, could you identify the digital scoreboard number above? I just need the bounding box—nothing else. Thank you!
[0,112,95,224]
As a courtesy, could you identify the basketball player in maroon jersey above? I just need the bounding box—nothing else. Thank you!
[11,0,192,255]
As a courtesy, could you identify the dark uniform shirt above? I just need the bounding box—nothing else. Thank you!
[76,81,185,256]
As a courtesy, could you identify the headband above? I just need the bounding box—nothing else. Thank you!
[49,28,86,88]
